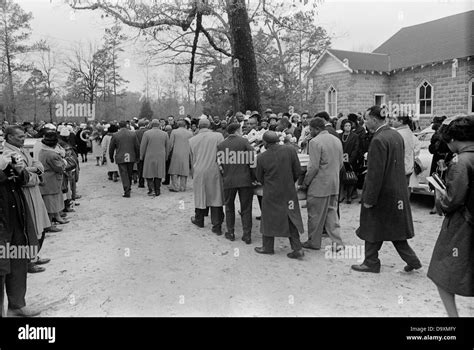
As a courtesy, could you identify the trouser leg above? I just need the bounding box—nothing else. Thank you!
[179,176,187,191]
[194,208,205,226]
[0,275,4,317]
[154,178,161,194]
[363,241,384,267]
[138,161,145,187]
[224,188,237,234]
[306,196,330,249]
[118,163,132,195]
[392,240,421,268]
[324,195,344,247]
[288,218,302,251]
[170,175,179,191]
[146,178,154,193]
[5,258,28,310]
[210,206,224,231]
[262,235,275,252]
[238,187,253,238]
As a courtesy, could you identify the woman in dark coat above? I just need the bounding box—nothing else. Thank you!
[427,116,474,317]
[339,119,360,203]
[428,116,450,214]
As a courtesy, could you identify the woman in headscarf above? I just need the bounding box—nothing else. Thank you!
[38,131,68,225]
[427,116,474,317]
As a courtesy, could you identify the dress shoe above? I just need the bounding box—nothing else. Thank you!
[123,193,130,198]
[256,216,261,221]
[351,263,380,273]
[53,218,69,225]
[60,212,68,218]
[63,207,75,213]
[212,226,223,236]
[34,257,51,265]
[346,199,352,204]
[155,190,161,196]
[287,250,304,259]
[225,232,235,241]
[147,192,155,197]
[254,247,274,255]
[242,236,251,244]
[302,241,320,250]
[138,184,145,188]
[73,195,82,200]
[403,264,422,272]
[191,217,204,228]
[27,264,45,273]
[169,188,179,192]
[7,306,41,317]
[46,225,62,233]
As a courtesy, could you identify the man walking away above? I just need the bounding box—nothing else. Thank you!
[109,121,140,198]
[217,123,255,244]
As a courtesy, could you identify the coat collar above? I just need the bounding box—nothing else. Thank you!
[374,123,390,135]
[457,143,474,154]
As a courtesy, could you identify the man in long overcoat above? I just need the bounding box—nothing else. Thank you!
[109,121,140,198]
[168,119,193,192]
[352,106,422,273]
[189,118,225,234]
[255,131,304,259]
[0,153,40,317]
[140,119,169,197]
[135,119,149,188]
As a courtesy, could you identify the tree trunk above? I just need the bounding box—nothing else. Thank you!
[226,0,261,113]
[5,44,16,123]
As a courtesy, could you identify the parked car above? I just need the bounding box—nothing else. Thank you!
[411,126,435,196]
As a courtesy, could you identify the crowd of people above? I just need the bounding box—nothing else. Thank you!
[0,105,472,318]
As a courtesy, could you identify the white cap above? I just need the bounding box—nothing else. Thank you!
[44,123,56,131]
[60,128,70,137]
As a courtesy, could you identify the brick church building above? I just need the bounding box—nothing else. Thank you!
[306,10,474,128]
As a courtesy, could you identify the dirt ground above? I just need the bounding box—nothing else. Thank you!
[25,162,473,317]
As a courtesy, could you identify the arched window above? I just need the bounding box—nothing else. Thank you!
[416,80,433,116]
[326,85,337,117]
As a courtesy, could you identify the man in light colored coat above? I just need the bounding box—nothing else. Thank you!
[301,117,345,251]
[189,118,225,235]
[140,119,169,197]
[168,120,193,192]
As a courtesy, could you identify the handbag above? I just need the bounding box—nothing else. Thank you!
[342,163,358,185]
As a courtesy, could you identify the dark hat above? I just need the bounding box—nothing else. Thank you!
[42,131,58,147]
[262,131,280,144]
[347,113,359,124]
[227,123,241,135]
[108,124,118,133]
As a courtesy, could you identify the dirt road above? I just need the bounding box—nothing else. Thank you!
[27,162,473,317]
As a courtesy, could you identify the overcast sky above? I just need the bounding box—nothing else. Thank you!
[19,0,474,93]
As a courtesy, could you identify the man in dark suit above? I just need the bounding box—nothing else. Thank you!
[217,123,255,244]
[135,119,149,188]
[109,121,140,198]
[352,106,422,273]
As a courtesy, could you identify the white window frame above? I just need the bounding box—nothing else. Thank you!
[416,80,434,117]
[469,78,474,115]
[374,93,386,106]
[325,85,337,117]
